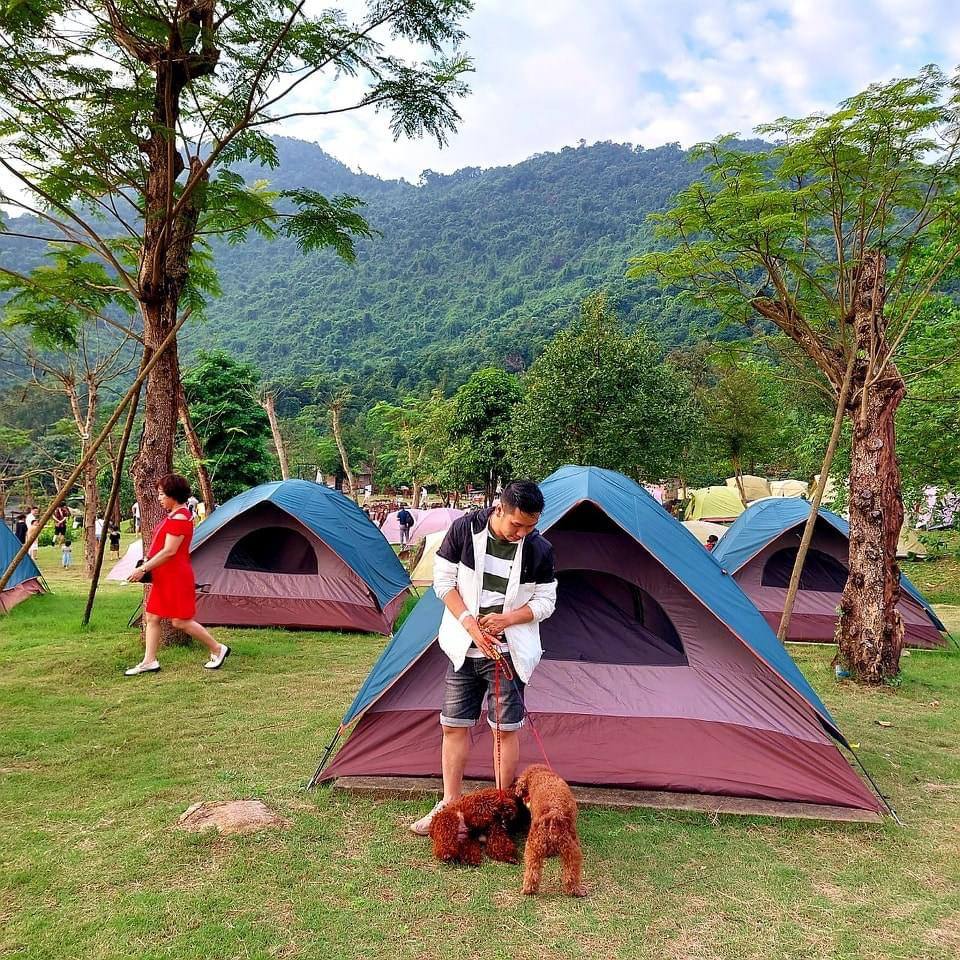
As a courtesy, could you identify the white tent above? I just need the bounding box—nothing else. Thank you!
[409,530,447,587]
[107,539,143,582]
[682,520,728,546]
[770,479,809,498]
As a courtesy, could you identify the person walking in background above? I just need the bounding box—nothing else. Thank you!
[53,504,70,544]
[94,512,104,543]
[25,506,39,560]
[13,514,27,544]
[125,473,230,676]
[108,522,121,559]
[61,539,72,569]
[132,500,140,534]
[397,503,414,547]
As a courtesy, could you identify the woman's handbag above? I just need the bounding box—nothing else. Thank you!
[135,558,152,583]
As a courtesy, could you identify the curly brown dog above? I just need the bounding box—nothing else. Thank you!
[514,764,588,896]
[429,788,521,866]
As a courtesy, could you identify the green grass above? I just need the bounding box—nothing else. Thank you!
[3,545,960,960]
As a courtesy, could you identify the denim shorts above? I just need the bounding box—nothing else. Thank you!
[440,655,526,731]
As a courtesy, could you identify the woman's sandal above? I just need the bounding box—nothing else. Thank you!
[124,661,160,676]
[204,645,231,670]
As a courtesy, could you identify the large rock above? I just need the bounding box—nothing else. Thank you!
[177,800,291,835]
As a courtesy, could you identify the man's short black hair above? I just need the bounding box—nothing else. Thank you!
[500,480,545,515]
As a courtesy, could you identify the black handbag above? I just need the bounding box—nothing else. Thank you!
[135,558,152,583]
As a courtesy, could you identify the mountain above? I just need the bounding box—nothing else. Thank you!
[202,137,727,396]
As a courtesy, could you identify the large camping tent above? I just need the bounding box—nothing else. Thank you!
[410,530,446,587]
[0,523,44,613]
[190,480,410,633]
[684,485,745,522]
[725,475,771,502]
[409,507,464,542]
[713,499,945,649]
[682,520,728,546]
[770,479,809,498]
[317,466,881,813]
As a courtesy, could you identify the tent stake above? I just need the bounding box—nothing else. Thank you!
[307,727,342,790]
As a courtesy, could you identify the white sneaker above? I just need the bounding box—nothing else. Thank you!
[124,661,160,676]
[409,799,448,836]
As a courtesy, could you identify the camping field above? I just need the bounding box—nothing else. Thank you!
[3,544,960,960]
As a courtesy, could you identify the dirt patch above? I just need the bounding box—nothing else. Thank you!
[176,799,291,835]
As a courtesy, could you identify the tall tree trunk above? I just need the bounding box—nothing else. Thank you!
[731,455,747,506]
[178,387,215,510]
[131,55,206,645]
[330,403,355,499]
[261,392,290,480]
[835,251,906,683]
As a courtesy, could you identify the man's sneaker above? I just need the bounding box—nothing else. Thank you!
[409,799,449,836]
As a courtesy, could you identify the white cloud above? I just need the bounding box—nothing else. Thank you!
[274,0,960,181]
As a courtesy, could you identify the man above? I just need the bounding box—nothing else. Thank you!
[396,503,415,548]
[410,479,557,836]
[132,500,141,533]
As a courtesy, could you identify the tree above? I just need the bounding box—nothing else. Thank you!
[446,368,521,504]
[630,67,960,683]
[509,292,695,482]
[182,350,274,502]
[0,0,472,563]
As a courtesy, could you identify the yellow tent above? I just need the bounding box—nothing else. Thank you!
[724,475,770,502]
[769,479,809,498]
[684,486,745,522]
[409,530,446,586]
[897,526,927,559]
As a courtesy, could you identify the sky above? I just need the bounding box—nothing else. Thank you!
[279,0,960,181]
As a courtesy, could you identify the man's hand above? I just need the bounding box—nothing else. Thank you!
[478,612,511,637]
[464,618,498,658]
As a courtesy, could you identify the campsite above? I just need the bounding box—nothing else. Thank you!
[4,3,960,959]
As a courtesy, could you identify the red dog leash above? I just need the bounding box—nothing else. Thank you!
[491,648,554,782]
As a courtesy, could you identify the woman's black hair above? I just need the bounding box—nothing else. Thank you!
[157,473,192,504]
[500,480,545,515]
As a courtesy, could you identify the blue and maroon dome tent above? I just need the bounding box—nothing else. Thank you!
[314,466,882,815]
[712,498,945,649]
[0,523,45,613]
[190,480,410,634]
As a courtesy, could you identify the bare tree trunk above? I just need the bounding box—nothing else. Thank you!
[835,251,906,683]
[731,455,747,506]
[330,403,355,499]
[261,392,290,480]
[178,387,215,510]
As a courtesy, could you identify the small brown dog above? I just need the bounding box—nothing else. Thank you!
[429,788,521,866]
[514,764,587,896]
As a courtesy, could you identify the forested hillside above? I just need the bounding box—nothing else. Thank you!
[204,137,732,395]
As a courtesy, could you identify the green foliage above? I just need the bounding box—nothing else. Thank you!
[509,292,695,481]
[182,350,275,502]
[629,66,960,368]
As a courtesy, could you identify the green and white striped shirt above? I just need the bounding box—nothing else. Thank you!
[465,527,518,658]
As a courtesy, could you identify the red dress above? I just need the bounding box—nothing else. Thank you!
[145,507,196,619]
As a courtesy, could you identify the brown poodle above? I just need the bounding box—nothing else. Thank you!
[429,788,521,866]
[514,764,588,896]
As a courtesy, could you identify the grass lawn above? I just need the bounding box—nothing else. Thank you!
[3,545,960,960]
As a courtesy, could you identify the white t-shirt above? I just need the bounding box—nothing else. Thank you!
[95,518,104,537]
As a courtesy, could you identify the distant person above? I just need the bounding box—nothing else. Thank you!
[186,494,199,518]
[132,500,141,533]
[94,512,105,543]
[396,504,415,547]
[705,535,719,552]
[419,486,429,510]
[61,539,73,569]
[108,522,121,559]
[26,506,39,560]
[363,484,373,506]
[53,504,70,544]
[14,514,27,544]
[195,500,206,523]
[125,473,229,676]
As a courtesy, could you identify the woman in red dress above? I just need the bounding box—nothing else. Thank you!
[125,473,230,675]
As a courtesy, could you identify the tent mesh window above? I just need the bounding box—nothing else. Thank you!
[543,570,688,666]
[761,547,849,592]
[225,526,318,575]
